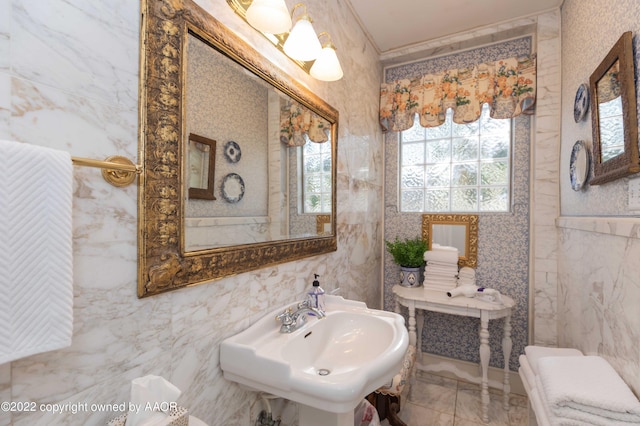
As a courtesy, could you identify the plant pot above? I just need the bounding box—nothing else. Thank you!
[399,266,423,288]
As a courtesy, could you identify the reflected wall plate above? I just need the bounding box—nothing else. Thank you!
[570,140,590,191]
[573,83,590,122]
[224,140,241,163]
[221,173,245,203]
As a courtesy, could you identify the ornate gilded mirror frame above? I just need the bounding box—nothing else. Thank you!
[421,214,478,268]
[589,31,639,185]
[138,0,338,297]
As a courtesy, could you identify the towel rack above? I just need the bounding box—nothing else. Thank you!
[71,155,142,187]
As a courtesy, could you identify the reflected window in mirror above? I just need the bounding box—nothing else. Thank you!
[400,104,512,213]
[596,60,624,162]
[301,138,332,213]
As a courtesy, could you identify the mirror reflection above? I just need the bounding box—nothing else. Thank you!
[596,60,624,162]
[184,34,333,251]
[422,214,478,268]
[432,224,467,257]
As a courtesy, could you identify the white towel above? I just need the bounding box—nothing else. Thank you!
[537,356,640,424]
[458,266,476,278]
[431,243,458,252]
[425,263,459,273]
[524,345,583,375]
[0,140,73,365]
[424,249,459,264]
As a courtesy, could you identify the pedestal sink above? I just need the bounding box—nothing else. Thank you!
[220,295,409,425]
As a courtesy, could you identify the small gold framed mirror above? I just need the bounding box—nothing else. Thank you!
[422,214,478,268]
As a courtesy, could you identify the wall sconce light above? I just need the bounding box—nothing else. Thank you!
[245,0,291,35]
[282,4,322,62]
[310,32,343,81]
[227,0,343,82]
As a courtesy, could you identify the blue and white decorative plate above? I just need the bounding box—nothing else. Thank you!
[224,140,241,163]
[570,140,590,191]
[221,173,245,203]
[573,83,590,122]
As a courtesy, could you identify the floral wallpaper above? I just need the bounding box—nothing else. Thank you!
[383,37,532,371]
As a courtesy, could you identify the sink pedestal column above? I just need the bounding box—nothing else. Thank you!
[299,404,354,426]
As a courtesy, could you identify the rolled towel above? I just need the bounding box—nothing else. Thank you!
[458,266,476,278]
[537,356,640,424]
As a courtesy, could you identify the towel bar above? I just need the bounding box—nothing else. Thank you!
[71,155,142,187]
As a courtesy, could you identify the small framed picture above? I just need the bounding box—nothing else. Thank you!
[187,133,216,200]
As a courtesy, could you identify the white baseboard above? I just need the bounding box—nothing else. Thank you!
[416,352,525,396]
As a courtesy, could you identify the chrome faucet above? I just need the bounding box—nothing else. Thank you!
[275,300,325,333]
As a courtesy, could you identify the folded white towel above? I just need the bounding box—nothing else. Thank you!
[424,249,458,264]
[537,356,640,424]
[426,260,459,268]
[529,382,553,426]
[425,268,458,277]
[518,354,536,394]
[0,140,73,365]
[431,243,458,252]
[524,345,583,375]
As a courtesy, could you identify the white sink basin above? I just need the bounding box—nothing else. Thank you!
[220,295,409,413]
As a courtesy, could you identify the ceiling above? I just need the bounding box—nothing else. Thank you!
[345,0,563,54]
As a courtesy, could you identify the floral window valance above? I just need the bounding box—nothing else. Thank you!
[280,99,330,147]
[379,55,537,132]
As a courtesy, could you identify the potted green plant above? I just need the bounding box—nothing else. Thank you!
[385,236,428,287]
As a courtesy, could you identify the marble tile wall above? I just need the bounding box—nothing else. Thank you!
[0,0,383,424]
[558,0,640,395]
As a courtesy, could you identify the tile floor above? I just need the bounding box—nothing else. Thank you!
[380,371,529,426]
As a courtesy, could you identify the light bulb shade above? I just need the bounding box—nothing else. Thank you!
[283,18,322,61]
[245,0,292,34]
[310,45,344,81]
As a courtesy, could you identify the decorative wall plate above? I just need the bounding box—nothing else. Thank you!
[224,140,241,163]
[573,83,590,122]
[570,140,590,191]
[221,173,245,203]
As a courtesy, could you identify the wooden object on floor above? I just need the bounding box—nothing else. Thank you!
[367,344,416,426]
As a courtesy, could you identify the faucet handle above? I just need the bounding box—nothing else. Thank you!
[275,307,293,324]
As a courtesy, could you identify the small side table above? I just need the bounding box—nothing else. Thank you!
[392,285,515,423]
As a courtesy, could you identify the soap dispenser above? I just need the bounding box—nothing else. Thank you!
[307,274,326,313]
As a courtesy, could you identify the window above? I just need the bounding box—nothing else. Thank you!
[301,139,332,213]
[400,104,512,213]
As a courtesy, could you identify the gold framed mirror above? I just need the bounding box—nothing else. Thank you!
[138,0,338,297]
[589,31,639,185]
[421,214,478,268]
